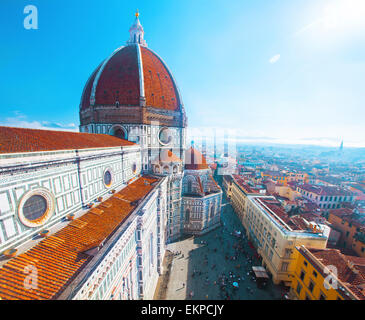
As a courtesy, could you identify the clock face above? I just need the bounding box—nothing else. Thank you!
[158,127,173,145]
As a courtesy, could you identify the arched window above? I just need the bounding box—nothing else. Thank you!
[112,127,125,139]
[210,204,215,218]
[173,165,178,174]
[187,180,192,193]
[163,166,169,174]
[185,209,190,223]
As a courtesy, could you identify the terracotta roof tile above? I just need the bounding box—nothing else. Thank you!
[0,126,135,154]
[141,47,180,111]
[0,176,159,300]
[185,147,209,170]
[307,247,365,299]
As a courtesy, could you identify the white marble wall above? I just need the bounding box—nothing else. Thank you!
[80,123,186,172]
[0,145,141,252]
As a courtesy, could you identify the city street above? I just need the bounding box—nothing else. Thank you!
[158,193,287,300]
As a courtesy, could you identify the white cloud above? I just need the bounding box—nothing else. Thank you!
[269,54,280,64]
[0,112,78,132]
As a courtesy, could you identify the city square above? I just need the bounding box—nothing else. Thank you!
[155,186,287,300]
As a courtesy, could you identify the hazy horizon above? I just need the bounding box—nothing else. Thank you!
[1,0,365,148]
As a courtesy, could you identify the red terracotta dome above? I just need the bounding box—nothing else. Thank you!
[185,147,209,170]
[79,13,187,128]
[80,43,182,111]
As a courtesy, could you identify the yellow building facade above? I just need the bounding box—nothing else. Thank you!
[224,175,329,286]
[290,246,363,300]
[328,210,365,257]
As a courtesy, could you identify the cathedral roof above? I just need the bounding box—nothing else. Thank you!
[185,147,209,170]
[0,176,160,300]
[152,149,182,164]
[80,14,182,113]
[0,126,135,154]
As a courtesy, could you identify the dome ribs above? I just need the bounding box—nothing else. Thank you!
[140,47,179,111]
[94,46,140,107]
[79,44,184,127]
[80,64,102,110]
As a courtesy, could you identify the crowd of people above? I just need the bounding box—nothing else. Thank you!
[183,224,267,300]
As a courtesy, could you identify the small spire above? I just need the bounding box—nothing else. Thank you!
[127,10,147,47]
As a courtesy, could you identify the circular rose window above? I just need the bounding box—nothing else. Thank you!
[18,188,55,228]
[158,127,172,145]
[103,169,113,187]
[23,195,47,221]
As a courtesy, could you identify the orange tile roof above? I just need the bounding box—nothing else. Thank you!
[0,126,136,154]
[153,149,181,163]
[0,176,159,300]
[307,247,365,299]
[184,147,209,170]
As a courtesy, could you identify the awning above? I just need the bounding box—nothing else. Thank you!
[252,266,269,279]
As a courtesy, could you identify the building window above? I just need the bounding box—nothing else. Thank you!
[296,282,302,295]
[185,209,190,223]
[210,205,215,218]
[23,195,48,221]
[281,262,289,272]
[158,127,172,145]
[319,292,326,300]
[18,188,55,228]
[104,170,112,187]
[312,270,318,278]
[187,180,193,193]
[303,260,308,267]
[284,248,291,258]
[308,280,315,292]
[300,270,305,281]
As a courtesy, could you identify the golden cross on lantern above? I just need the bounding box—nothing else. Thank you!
[135,9,139,18]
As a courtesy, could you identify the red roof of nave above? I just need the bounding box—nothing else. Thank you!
[0,126,135,154]
[0,176,159,300]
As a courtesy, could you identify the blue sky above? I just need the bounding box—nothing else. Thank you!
[1,0,365,147]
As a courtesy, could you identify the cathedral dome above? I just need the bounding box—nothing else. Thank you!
[185,147,209,170]
[79,12,186,128]
[80,45,181,111]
